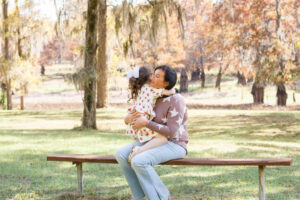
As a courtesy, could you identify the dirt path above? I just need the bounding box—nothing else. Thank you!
[9,73,300,111]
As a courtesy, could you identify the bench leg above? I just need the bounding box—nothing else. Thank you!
[259,165,265,200]
[75,162,83,195]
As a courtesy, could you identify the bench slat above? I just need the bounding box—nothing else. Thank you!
[47,154,293,166]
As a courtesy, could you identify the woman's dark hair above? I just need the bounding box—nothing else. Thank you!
[128,66,151,101]
[154,65,177,90]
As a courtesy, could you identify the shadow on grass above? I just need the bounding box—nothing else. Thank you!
[54,192,131,200]
[189,112,300,141]
[0,110,126,121]
[1,144,298,199]
[0,129,126,138]
[1,110,299,199]
[163,165,298,199]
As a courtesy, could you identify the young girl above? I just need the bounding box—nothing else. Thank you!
[125,66,175,162]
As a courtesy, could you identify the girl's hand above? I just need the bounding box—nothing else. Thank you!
[131,116,149,130]
[132,109,142,119]
[125,109,136,124]
[124,113,133,125]
[125,108,142,125]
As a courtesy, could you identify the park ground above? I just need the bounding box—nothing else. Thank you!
[0,64,300,199]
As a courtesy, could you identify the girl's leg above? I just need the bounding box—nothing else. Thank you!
[114,141,145,200]
[137,134,167,154]
[129,133,167,161]
[130,141,186,200]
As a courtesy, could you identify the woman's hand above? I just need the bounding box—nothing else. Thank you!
[125,108,143,125]
[131,116,149,130]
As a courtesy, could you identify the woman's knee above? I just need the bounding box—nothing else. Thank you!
[131,154,149,169]
[114,149,127,162]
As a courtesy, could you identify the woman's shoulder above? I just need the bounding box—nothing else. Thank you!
[157,93,184,104]
[171,93,184,101]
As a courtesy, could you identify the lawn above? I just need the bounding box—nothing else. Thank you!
[0,108,299,200]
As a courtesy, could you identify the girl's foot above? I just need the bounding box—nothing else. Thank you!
[128,146,140,163]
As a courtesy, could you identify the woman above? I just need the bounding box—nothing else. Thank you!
[115,65,189,200]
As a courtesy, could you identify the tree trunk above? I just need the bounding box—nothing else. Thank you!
[17,28,23,57]
[199,55,205,88]
[293,92,296,103]
[275,0,288,106]
[16,0,26,110]
[6,79,12,110]
[20,95,24,110]
[2,0,12,110]
[295,1,300,66]
[276,82,287,106]
[215,66,222,91]
[0,84,5,109]
[96,0,107,108]
[54,0,63,64]
[82,0,98,129]
[296,49,300,66]
[180,68,188,93]
[191,65,200,81]
[237,71,246,85]
[200,67,205,88]
[251,82,264,104]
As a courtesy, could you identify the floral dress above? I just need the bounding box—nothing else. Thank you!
[126,84,163,143]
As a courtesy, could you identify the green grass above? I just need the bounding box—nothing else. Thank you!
[0,108,299,200]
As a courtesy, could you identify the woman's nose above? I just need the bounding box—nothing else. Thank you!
[150,75,154,81]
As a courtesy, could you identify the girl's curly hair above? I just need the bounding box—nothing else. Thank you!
[128,66,151,102]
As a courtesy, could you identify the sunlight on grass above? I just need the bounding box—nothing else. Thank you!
[0,108,299,199]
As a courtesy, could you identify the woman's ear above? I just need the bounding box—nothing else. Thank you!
[163,81,169,88]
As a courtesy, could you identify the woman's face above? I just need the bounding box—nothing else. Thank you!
[150,69,169,89]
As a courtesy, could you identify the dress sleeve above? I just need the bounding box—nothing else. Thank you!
[146,96,186,139]
[149,87,164,99]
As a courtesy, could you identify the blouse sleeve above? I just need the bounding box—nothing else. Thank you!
[146,96,186,139]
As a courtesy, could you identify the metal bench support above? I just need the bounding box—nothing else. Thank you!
[259,165,265,200]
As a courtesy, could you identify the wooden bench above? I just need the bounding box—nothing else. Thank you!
[47,154,293,200]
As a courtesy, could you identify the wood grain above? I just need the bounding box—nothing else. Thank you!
[47,154,293,166]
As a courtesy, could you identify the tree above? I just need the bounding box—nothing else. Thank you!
[81,0,98,129]
[274,0,287,106]
[183,0,211,88]
[209,1,235,91]
[7,0,46,110]
[112,0,185,69]
[96,0,107,108]
[180,68,188,93]
[295,1,300,66]
[63,0,185,128]
[1,0,12,110]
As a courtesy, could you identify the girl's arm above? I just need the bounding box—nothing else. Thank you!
[161,88,176,96]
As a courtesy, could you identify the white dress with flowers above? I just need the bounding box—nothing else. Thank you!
[126,84,163,143]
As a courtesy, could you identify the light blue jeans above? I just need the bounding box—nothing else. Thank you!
[115,141,186,200]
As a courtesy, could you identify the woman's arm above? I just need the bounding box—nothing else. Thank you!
[132,95,186,138]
